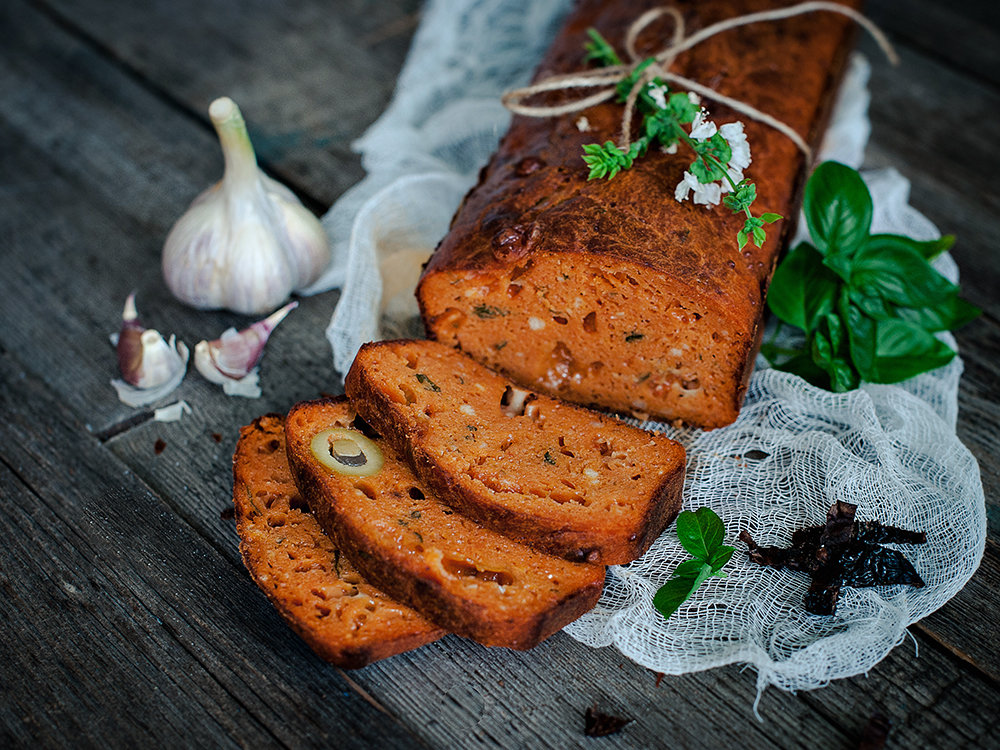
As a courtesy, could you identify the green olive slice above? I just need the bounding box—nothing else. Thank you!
[310,428,385,477]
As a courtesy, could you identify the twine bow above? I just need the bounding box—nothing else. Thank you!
[501,1,898,160]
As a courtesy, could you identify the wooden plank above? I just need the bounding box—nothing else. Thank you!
[37,0,422,207]
[862,38,1000,319]
[3,0,999,745]
[868,0,1000,88]
[0,351,427,749]
[0,0,346,436]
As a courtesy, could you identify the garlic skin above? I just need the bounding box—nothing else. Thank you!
[111,293,189,407]
[194,301,297,398]
[163,97,330,315]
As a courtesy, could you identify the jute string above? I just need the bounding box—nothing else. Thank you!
[501,1,898,159]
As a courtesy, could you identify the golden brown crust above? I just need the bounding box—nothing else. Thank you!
[344,339,686,565]
[418,0,860,428]
[284,397,606,650]
[232,413,445,668]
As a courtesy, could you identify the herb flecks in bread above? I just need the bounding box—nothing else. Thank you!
[344,339,686,565]
[285,398,606,649]
[232,414,444,668]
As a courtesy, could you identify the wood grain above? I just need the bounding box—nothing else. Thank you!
[1,0,998,746]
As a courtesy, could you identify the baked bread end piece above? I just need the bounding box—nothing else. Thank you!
[232,414,444,668]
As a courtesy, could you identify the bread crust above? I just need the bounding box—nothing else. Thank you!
[418,0,860,428]
[232,413,444,668]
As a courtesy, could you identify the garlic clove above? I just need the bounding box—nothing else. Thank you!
[111,293,189,407]
[162,97,331,315]
[194,301,296,396]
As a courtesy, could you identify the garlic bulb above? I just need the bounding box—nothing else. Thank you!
[111,293,189,407]
[194,301,296,397]
[163,97,330,314]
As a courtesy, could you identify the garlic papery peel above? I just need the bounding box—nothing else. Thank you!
[112,293,188,407]
[162,97,331,315]
[194,301,296,397]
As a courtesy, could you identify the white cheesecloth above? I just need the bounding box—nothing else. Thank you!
[306,0,986,698]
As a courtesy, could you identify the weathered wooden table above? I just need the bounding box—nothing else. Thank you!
[3,0,998,747]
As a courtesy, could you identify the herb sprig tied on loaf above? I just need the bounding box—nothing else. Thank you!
[764,162,980,392]
[580,29,781,250]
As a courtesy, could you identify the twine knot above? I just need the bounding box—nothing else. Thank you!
[501,1,898,159]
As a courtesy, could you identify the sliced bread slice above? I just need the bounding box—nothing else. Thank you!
[344,339,686,564]
[285,398,606,650]
[232,414,445,668]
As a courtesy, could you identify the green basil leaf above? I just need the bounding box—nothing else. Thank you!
[872,318,957,382]
[804,161,872,256]
[767,242,840,331]
[866,233,955,262]
[824,312,845,352]
[822,252,854,284]
[849,289,895,320]
[709,545,735,572]
[842,295,878,382]
[653,563,713,620]
[675,508,724,561]
[673,559,708,578]
[896,295,981,332]
[811,329,833,367]
[829,359,859,392]
[769,350,832,390]
[852,243,958,307]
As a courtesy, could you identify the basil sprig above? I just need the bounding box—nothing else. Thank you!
[653,508,734,620]
[763,161,979,392]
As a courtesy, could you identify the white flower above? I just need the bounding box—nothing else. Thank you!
[661,142,678,154]
[575,116,591,132]
[647,83,669,110]
[719,122,751,171]
[674,171,722,207]
[689,109,717,141]
[688,92,702,106]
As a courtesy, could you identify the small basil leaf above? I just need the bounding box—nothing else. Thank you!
[842,296,878,382]
[653,563,713,620]
[829,359,859,392]
[811,329,833,367]
[804,161,872,257]
[896,295,981,332]
[764,352,830,390]
[866,233,955,262]
[767,242,839,331]
[694,507,725,551]
[849,289,895,320]
[872,319,956,382]
[675,508,724,561]
[673,559,708,578]
[709,545,735,572]
[770,351,832,390]
[822,252,854,284]
[852,243,958,307]
[824,312,845,352]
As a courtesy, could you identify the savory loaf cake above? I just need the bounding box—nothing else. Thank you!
[232,414,445,667]
[285,397,606,650]
[417,0,860,428]
[343,339,685,565]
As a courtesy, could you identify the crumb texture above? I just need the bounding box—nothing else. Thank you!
[232,414,444,667]
[285,398,606,649]
[344,339,686,564]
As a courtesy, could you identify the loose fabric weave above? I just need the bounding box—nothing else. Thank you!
[310,0,985,696]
